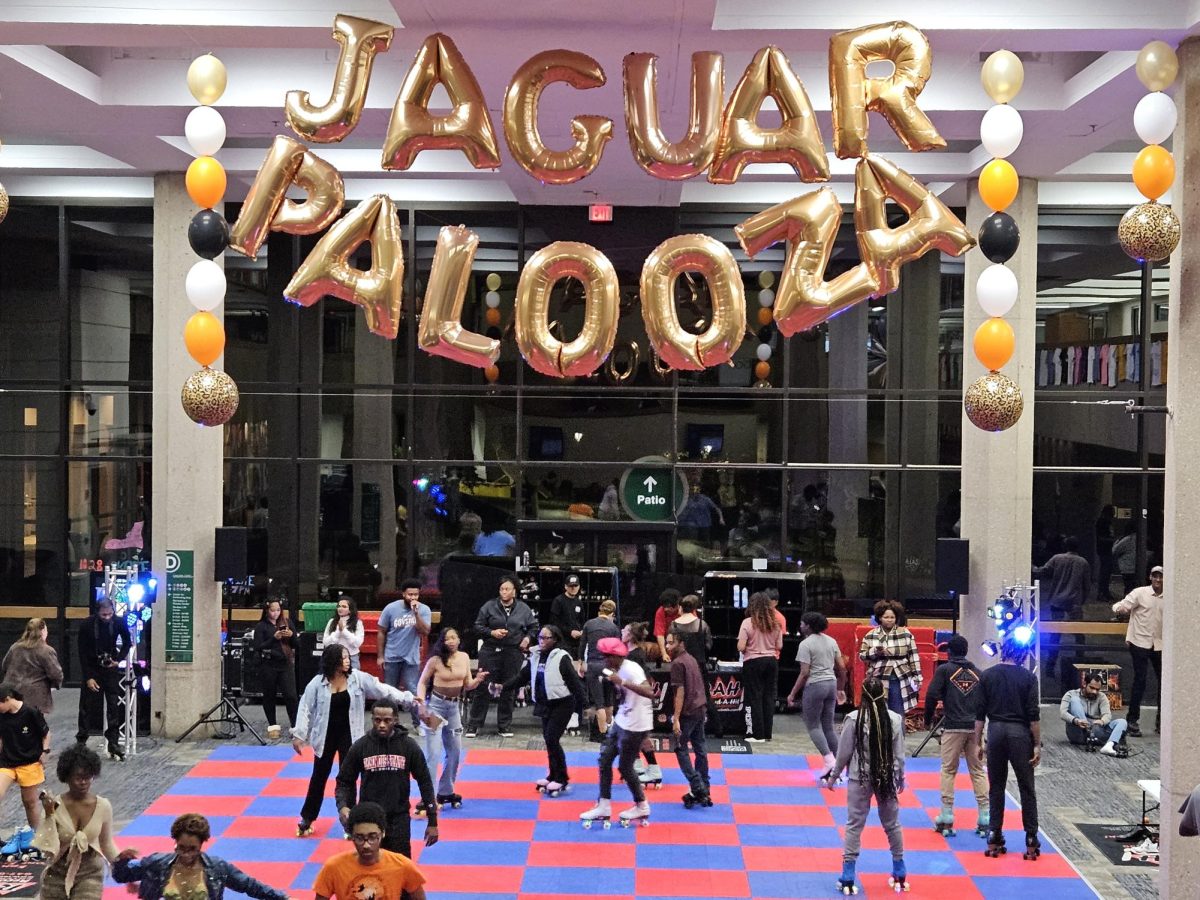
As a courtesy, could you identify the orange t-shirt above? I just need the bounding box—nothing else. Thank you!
[314,850,425,900]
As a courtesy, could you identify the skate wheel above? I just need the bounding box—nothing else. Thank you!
[453,801,462,808]
[640,818,650,827]
[602,820,611,829]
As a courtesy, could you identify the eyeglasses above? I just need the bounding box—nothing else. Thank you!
[351,832,382,843]
[537,634,552,641]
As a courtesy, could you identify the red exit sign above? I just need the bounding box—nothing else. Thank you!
[589,203,613,222]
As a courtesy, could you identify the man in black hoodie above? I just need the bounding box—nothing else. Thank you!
[925,635,989,836]
[336,698,438,859]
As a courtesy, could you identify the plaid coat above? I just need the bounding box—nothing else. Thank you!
[858,625,922,712]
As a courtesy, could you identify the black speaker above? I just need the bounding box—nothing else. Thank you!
[215,527,248,581]
[936,538,970,595]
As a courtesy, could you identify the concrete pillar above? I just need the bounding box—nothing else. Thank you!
[149,173,224,737]
[959,178,1037,666]
[351,315,397,589]
[1161,35,1200,894]
[826,302,871,593]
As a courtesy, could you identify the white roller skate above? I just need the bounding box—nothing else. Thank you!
[566,712,580,736]
[618,800,651,827]
[580,798,611,829]
[545,780,570,798]
[638,764,663,789]
[535,777,550,793]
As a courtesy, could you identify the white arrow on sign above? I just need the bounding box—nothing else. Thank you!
[643,475,658,491]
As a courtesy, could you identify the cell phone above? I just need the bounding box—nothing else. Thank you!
[602,668,614,677]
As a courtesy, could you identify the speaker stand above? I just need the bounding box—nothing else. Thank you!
[175,693,265,744]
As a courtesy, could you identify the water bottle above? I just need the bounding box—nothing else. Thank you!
[732,583,741,608]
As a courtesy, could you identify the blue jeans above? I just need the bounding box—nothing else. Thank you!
[420,693,463,796]
[886,678,904,718]
[384,660,423,725]
[1065,696,1128,745]
[674,713,709,796]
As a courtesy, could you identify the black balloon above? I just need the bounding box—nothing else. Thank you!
[486,326,502,340]
[757,324,774,344]
[188,209,230,259]
[978,212,1019,263]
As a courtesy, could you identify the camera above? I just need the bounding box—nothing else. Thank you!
[98,652,115,668]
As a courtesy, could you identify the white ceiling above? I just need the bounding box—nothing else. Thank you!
[0,0,1196,210]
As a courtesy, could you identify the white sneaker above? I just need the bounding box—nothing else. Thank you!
[744,736,765,743]
[266,725,281,740]
[1099,742,1119,756]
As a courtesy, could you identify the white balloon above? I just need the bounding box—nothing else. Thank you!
[976,263,1018,317]
[1134,92,1177,145]
[758,288,775,308]
[485,290,501,308]
[185,106,227,157]
[755,342,772,362]
[186,259,226,311]
[980,104,1023,159]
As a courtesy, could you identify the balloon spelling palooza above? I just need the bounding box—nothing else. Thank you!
[230,16,974,373]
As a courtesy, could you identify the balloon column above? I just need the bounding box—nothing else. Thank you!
[966,51,1025,433]
[0,134,7,225]
[753,272,776,386]
[180,54,240,428]
[1119,41,1181,264]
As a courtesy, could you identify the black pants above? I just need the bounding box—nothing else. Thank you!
[986,721,1038,838]
[381,812,412,859]
[260,660,298,728]
[598,723,647,802]
[300,722,352,824]
[742,656,778,740]
[1127,642,1163,726]
[76,667,123,745]
[468,646,522,731]
[541,698,574,784]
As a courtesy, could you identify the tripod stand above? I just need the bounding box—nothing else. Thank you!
[913,714,944,758]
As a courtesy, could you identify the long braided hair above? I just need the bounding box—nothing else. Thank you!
[854,678,897,800]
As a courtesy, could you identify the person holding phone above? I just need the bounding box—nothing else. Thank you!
[252,598,298,740]
[323,596,364,670]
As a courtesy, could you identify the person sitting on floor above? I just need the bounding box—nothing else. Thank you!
[1059,674,1128,756]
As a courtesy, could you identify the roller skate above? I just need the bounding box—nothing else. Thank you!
[295,819,315,838]
[974,807,990,838]
[0,826,35,861]
[934,805,956,837]
[437,793,463,810]
[1023,834,1041,860]
[618,800,651,827]
[633,758,647,777]
[545,780,570,798]
[682,790,713,809]
[836,858,858,895]
[580,798,611,829]
[984,832,1007,857]
[107,743,125,761]
[888,857,910,892]
[639,764,663,789]
[535,777,550,793]
[566,712,580,737]
[412,801,431,818]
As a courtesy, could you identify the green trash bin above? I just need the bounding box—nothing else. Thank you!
[300,601,338,634]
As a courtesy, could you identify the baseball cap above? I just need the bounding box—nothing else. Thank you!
[596,637,628,657]
[565,574,581,586]
[1151,566,1164,575]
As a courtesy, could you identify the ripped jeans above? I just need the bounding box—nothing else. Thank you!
[420,693,463,796]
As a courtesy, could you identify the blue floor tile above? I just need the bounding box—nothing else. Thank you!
[207,746,295,762]
[532,820,637,843]
[419,840,530,865]
[120,815,234,838]
[971,877,1097,899]
[749,870,843,896]
[208,836,318,862]
[171,777,269,796]
[290,862,325,891]
[858,848,967,876]
[521,865,634,895]
[737,824,844,847]
[637,843,744,869]
[244,795,340,818]
[728,785,824,805]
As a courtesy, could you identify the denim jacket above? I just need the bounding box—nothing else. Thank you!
[112,852,287,900]
[293,669,415,756]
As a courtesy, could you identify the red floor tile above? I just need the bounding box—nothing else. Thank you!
[233,862,303,889]
[143,795,253,816]
[859,872,986,899]
[636,867,750,897]
[261,777,331,797]
[527,840,637,868]
[418,864,525,893]
[223,816,306,839]
[742,846,844,872]
[433,818,535,842]
[454,779,546,800]
[954,849,1080,878]
[633,822,742,845]
[724,767,821,786]
[461,749,547,766]
[188,760,286,779]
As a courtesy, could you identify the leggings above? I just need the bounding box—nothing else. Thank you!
[801,680,839,755]
[300,720,351,823]
[541,698,575,784]
[260,661,298,728]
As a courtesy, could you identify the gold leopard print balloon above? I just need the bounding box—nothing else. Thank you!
[181,367,239,427]
[0,183,9,225]
[1118,202,1180,262]
[965,372,1023,432]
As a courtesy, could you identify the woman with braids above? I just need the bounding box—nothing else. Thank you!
[822,678,908,895]
[737,592,783,743]
[622,622,663,786]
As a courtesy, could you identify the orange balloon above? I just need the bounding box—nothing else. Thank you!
[184,311,225,366]
[979,159,1018,212]
[485,307,501,327]
[484,365,500,382]
[754,360,771,380]
[973,317,1014,371]
[756,307,773,326]
[186,156,227,209]
[1133,145,1175,201]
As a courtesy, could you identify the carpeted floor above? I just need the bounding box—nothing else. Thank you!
[100,745,1101,899]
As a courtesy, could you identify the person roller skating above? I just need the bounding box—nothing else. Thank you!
[436,792,462,810]
[535,777,549,793]
[888,857,910,892]
[837,858,858,895]
[975,807,991,837]
[623,622,663,788]
[618,800,651,827]
[973,636,1042,861]
[0,826,35,862]
[1024,834,1041,860]
[579,638,655,831]
[544,780,569,798]
[924,635,991,841]
[824,679,908,899]
[664,632,711,808]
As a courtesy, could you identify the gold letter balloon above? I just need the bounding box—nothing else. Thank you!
[286,15,394,143]
[623,51,723,180]
[418,225,501,368]
[640,234,746,370]
[504,50,614,184]
[515,242,620,377]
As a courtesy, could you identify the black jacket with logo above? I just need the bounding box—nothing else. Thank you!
[924,656,983,731]
[335,728,437,825]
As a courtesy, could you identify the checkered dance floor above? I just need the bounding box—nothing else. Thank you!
[107,746,1099,899]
